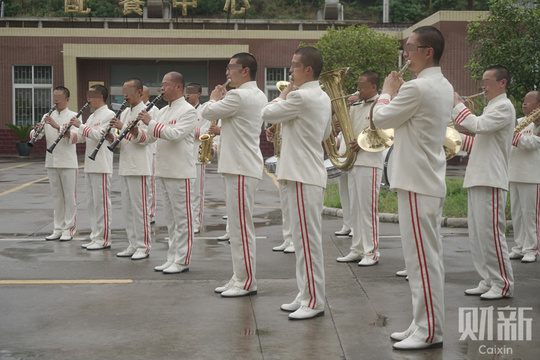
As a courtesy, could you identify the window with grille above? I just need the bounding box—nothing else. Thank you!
[265,67,289,100]
[13,65,53,125]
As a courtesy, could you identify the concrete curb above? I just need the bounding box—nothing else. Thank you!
[323,206,513,229]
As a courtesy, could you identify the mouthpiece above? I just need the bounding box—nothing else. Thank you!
[398,60,411,76]
[222,79,231,87]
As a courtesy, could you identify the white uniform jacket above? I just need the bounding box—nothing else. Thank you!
[78,105,115,174]
[145,101,160,155]
[452,93,515,190]
[145,97,198,179]
[201,81,266,180]
[373,67,454,198]
[350,95,384,169]
[261,81,332,189]
[193,103,212,165]
[509,118,540,183]
[30,108,79,169]
[117,102,153,177]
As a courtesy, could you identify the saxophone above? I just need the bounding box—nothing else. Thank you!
[514,109,540,135]
[198,120,217,164]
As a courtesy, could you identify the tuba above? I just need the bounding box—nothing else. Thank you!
[320,68,357,171]
[445,92,484,160]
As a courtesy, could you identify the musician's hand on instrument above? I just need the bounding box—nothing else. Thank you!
[381,71,402,99]
[45,116,61,131]
[348,139,360,153]
[69,117,81,128]
[279,83,293,100]
[129,123,139,137]
[137,110,152,125]
[265,126,275,141]
[210,85,226,102]
[61,124,70,138]
[208,124,221,135]
[34,122,43,131]
[110,118,123,130]
[105,132,115,143]
[453,92,463,107]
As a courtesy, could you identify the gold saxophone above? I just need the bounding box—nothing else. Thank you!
[198,120,217,164]
[320,68,358,171]
[514,109,540,135]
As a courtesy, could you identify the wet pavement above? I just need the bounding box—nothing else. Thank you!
[0,156,538,360]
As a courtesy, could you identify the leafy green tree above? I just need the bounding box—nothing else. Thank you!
[307,25,400,93]
[466,0,540,106]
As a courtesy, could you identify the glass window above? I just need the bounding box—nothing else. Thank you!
[265,67,288,100]
[13,65,53,125]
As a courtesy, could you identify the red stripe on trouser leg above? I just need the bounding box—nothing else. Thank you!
[491,188,510,296]
[409,192,435,343]
[102,174,110,246]
[238,176,253,290]
[296,183,317,309]
[69,169,78,237]
[184,179,193,265]
[141,176,150,253]
[371,168,379,258]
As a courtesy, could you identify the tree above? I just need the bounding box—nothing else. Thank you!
[466,0,540,106]
[307,25,400,93]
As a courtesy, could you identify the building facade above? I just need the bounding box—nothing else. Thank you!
[0,11,487,157]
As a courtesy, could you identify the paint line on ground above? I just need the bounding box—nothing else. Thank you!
[264,167,279,189]
[0,162,36,171]
[0,279,134,285]
[0,176,49,197]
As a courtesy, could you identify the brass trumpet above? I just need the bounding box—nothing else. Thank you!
[356,60,411,152]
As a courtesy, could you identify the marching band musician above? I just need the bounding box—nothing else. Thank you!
[137,72,197,274]
[452,65,515,300]
[201,53,267,297]
[372,26,453,349]
[185,82,210,235]
[265,125,294,254]
[68,85,114,250]
[142,86,160,225]
[261,46,332,320]
[337,71,383,266]
[508,91,540,263]
[30,86,79,242]
[108,78,153,260]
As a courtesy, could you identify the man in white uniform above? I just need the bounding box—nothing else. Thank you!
[142,86,159,225]
[31,86,79,241]
[186,82,211,234]
[337,71,384,266]
[201,53,267,297]
[509,91,540,263]
[69,85,114,250]
[108,78,153,260]
[138,72,198,274]
[453,65,515,299]
[262,46,332,320]
[373,26,453,349]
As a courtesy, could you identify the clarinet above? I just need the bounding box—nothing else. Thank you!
[107,93,163,152]
[46,102,90,154]
[88,100,128,161]
[28,104,56,147]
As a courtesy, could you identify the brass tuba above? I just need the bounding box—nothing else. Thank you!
[320,68,357,171]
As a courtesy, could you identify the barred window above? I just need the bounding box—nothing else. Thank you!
[265,67,288,101]
[13,65,53,125]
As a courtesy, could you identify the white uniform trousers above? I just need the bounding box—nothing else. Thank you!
[348,166,381,260]
[150,153,156,222]
[278,180,293,247]
[286,181,326,311]
[47,168,77,237]
[468,186,514,296]
[192,164,206,231]
[397,190,445,343]
[338,173,352,230]
[510,182,540,257]
[121,175,152,254]
[85,173,112,247]
[224,174,259,291]
[160,177,193,265]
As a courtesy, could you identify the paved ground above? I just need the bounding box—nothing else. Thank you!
[0,156,538,360]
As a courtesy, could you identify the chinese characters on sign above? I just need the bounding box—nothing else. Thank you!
[459,306,533,341]
[172,0,198,17]
[224,0,250,15]
[65,0,90,14]
[119,0,145,16]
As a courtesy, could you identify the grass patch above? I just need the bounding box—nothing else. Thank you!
[325,178,512,219]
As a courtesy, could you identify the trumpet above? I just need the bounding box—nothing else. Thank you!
[88,100,128,161]
[198,80,230,164]
[47,102,89,153]
[355,61,411,152]
[28,104,56,147]
[108,94,163,151]
[459,92,484,109]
